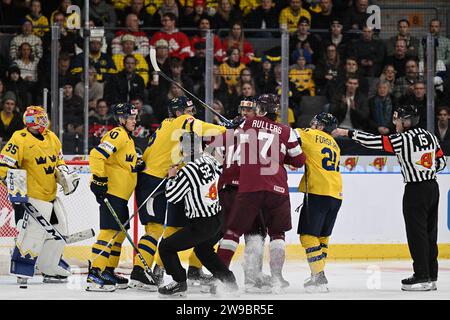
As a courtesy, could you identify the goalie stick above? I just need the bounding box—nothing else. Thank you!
[90,178,167,262]
[149,48,233,126]
[104,198,158,283]
[22,202,95,244]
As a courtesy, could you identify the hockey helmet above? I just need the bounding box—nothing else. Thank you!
[238,96,256,113]
[310,112,338,134]
[23,106,49,133]
[255,93,280,116]
[393,104,420,127]
[112,102,138,121]
[168,96,196,117]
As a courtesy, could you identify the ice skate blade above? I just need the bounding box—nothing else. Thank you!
[116,283,129,290]
[158,292,187,298]
[128,280,158,292]
[85,283,116,292]
[401,283,432,291]
[305,284,329,293]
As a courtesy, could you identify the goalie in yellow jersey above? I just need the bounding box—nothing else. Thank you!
[129,96,226,291]
[86,103,144,292]
[296,112,342,293]
[0,106,80,284]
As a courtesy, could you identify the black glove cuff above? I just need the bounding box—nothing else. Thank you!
[92,175,108,186]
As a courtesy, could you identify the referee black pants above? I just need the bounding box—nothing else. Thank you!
[158,212,235,283]
[403,180,439,280]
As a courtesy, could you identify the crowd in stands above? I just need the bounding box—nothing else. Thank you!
[0,0,449,155]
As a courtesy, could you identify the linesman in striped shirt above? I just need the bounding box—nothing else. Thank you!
[157,132,238,297]
[333,105,447,291]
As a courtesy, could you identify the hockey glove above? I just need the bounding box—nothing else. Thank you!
[134,158,146,173]
[223,117,244,129]
[90,175,108,204]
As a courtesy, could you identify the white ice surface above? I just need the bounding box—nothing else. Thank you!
[1,260,449,300]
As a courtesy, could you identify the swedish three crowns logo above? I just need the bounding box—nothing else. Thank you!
[126,154,134,162]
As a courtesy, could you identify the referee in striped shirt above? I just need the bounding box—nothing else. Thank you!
[157,132,238,296]
[333,105,447,291]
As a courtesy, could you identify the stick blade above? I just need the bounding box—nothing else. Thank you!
[149,47,161,72]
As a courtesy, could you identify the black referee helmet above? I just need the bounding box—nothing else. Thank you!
[393,104,420,127]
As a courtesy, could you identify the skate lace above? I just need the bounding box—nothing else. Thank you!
[166,281,180,290]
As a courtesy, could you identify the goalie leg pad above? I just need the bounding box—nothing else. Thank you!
[37,197,70,277]
[10,198,53,278]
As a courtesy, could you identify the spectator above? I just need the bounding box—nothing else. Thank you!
[0,0,23,33]
[119,0,153,28]
[347,26,385,77]
[253,55,276,94]
[219,48,246,94]
[14,42,40,83]
[212,0,242,30]
[149,12,193,60]
[154,0,181,22]
[311,0,341,30]
[289,54,315,97]
[89,99,115,139]
[152,82,184,120]
[9,20,43,61]
[435,106,450,155]
[26,0,50,38]
[43,11,77,56]
[71,37,117,82]
[4,64,32,112]
[236,67,258,96]
[104,54,145,105]
[184,41,206,95]
[367,80,394,135]
[322,19,350,59]
[244,0,280,37]
[41,52,77,94]
[400,80,427,129]
[222,22,255,65]
[180,0,208,36]
[89,0,117,30]
[162,57,194,94]
[190,17,225,62]
[314,43,341,96]
[152,39,171,76]
[266,63,301,109]
[329,76,369,130]
[290,17,321,65]
[74,65,105,112]
[327,56,369,99]
[343,0,370,31]
[385,39,411,78]
[279,0,311,34]
[74,20,108,55]
[393,59,422,103]
[0,79,5,103]
[62,81,83,134]
[212,63,230,106]
[0,91,23,144]
[211,99,225,124]
[112,34,149,86]
[379,64,397,89]
[112,13,150,57]
[386,19,420,58]
[418,19,450,68]
[50,0,74,25]
[130,96,159,139]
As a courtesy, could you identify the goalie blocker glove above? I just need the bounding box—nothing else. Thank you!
[55,165,80,195]
[90,175,108,204]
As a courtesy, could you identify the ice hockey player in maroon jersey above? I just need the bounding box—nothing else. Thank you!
[216,94,306,289]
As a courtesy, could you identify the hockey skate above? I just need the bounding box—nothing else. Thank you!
[304,271,329,293]
[431,277,437,291]
[86,267,116,292]
[42,274,69,284]
[271,274,290,293]
[244,273,273,294]
[153,264,165,287]
[102,267,128,289]
[187,266,214,287]
[17,277,28,285]
[129,266,158,291]
[209,277,239,295]
[401,275,432,291]
[158,280,187,297]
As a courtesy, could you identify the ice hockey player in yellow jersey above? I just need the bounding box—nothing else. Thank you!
[0,106,79,284]
[129,96,225,290]
[87,103,144,292]
[295,112,342,293]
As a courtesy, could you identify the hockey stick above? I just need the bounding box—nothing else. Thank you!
[149,48,233,126]
[91,178,167,262]
[21,202,95,244]
[104,198,157,283]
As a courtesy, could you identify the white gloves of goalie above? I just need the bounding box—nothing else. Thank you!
[56,165,80,195]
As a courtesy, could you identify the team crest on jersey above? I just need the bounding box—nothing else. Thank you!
[125,154,135,162]
[370,157,387,171]
[35,156,47,165]
[344,157,359,171]
[205,183,218,201]
[415,152,433,169]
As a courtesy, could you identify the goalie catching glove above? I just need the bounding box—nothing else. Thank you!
[90,175,108,204]
[55,165,80,195]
